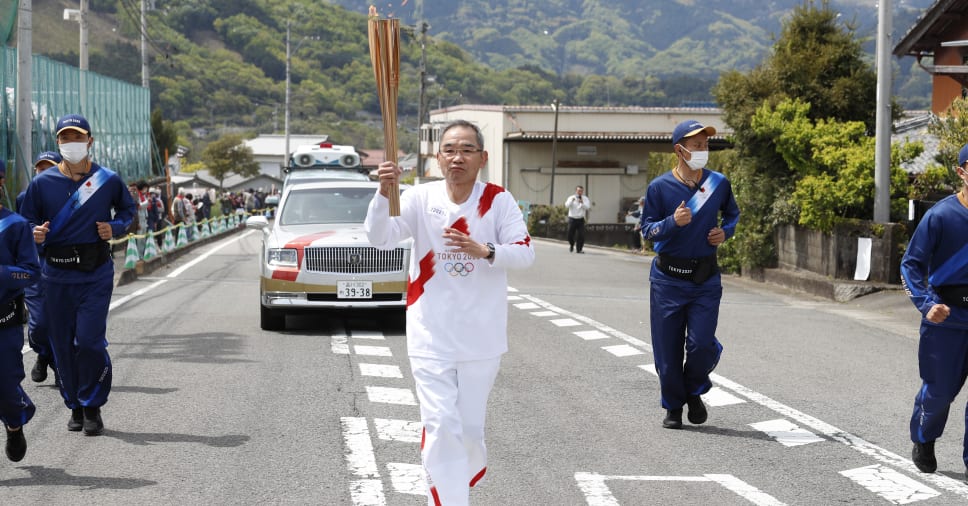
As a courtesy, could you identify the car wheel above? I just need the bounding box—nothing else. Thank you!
[261,305,286,330]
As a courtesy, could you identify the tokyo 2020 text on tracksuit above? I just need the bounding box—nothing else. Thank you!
[0,208,41,429]
[19,164,136,412]
[900,193,968,466]
[640,169,740,411]
[365,181,535,506]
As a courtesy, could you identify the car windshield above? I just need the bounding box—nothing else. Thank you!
[279,187,374,225]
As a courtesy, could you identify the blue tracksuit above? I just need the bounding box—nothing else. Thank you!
[640,169,740,410]
[901,194,968,464]
[19,163,135,410]
[0,208,41,428]
[17,189,50,363]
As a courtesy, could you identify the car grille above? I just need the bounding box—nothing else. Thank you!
[304,247,405,274]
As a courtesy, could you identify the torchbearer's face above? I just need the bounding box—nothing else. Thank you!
[437,126,487,186]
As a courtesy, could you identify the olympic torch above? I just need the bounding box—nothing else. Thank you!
[367,6,401,216]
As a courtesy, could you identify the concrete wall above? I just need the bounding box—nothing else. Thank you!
[775,223,904,284]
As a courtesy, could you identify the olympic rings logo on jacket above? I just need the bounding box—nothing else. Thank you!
[444,262,475,277]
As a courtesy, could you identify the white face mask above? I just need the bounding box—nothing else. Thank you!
[59,142,89,164]
[680,146,708,170]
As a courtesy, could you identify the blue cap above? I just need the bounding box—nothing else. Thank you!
[959,144,968,167]
[672,120,716,145]
[34,151,62,167]
[55,114,91,136]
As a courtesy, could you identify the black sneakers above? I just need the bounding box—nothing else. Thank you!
[912,441,937,473]
[5,426,26,462]
[30,355,50,383]
[82,407,104,436]
[687,395,708,425]
[663,408,683,429]
[67,408,83,432]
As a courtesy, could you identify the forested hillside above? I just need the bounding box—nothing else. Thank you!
[21,0,937,154]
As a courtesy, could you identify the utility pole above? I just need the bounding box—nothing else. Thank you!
[80,0,89,71]
[16,0,32,184]
[284,19,292,176]
[141,0,149,88]
[416,21,429,179]
[873,0,892,223]
[550,99,560,205]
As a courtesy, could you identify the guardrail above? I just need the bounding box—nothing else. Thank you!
[110,210,263,285]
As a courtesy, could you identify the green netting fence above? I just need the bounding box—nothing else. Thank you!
[2,45,153,200]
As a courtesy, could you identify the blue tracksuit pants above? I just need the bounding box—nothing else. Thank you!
[650,276,724,410]
[0,325,35,428]
[45,275,113,409]
[910,324,968,465]
[25,276,51,361]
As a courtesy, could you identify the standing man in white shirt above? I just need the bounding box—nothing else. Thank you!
[365,119,535,506]
[564,185,590,253]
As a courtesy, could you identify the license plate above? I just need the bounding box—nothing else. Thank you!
[337,281,372,299]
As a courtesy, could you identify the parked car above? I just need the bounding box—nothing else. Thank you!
[246,181,410,330]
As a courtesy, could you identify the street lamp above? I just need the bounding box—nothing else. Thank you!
[283,20,318,175]
[549,98,560,205]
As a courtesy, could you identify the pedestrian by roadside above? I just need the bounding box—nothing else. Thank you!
[640,119,740,429]
[19,114,137,436]
[171,188,187,227]
[0,159,42,461]
[902,143,968,479]
[365,120,535,505]
[184,193,197,240]
[16,151,61,385]
[564,186,590,253]
[627,196,646,253]
[146,187,163,240]
[128,181,148,255]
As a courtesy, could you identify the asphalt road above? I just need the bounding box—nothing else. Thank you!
[2,231,964,505]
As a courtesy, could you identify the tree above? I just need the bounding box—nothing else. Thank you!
[712,0,891,270]
[752,99,916,232]
[151,109,180,176]
[910,98,968,200]
[201,134,261,190]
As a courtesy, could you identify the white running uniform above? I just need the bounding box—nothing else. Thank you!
[366,180,535,505]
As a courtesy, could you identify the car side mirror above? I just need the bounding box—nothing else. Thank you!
[245,216,269,230]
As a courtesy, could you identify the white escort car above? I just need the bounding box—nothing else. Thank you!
[246,181,410,330]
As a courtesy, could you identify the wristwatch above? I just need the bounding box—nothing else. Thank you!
[485,242,495,260]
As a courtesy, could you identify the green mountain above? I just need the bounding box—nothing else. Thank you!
[19,0,935,155]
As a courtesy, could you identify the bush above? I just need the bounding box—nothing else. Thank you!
[526,204,568,235]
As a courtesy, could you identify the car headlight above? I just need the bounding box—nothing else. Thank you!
[268,248,298,267]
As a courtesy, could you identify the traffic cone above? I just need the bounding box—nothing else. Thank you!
[142,233,159,261]
[163,228,175,252]
[123,236,139,270]
[176,225,188,247]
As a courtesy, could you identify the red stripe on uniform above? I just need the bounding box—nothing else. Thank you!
[450,216,469,235]
[270,231,336,281]
[420,427,426,451]
[477,183,505,217]
[430,486,442,506]
[514,235,531,246]
[407,251,436,306]
[469,467,487,487]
